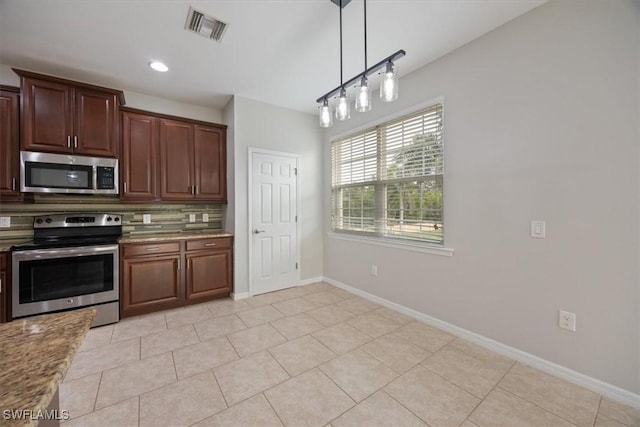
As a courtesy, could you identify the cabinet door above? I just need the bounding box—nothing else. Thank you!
[121,254,183,317]
[0,90,20,198]
[186,249,232,303]
[194,125,226,202]
[21,78,73,152]
[74,88,118,157]
[159,119,194,200]
[121,112,157,200]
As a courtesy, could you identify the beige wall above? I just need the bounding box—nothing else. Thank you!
[323,0,640,393]
[230,96,324,295]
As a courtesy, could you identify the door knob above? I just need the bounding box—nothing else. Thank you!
[253,229,266,234]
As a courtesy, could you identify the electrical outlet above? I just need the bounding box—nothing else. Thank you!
[189,214,196,223]
[0,217,10,228]
[371,265,378,276]
[559,310,576,332]
[142,214,151,224]
[202,213,209,223]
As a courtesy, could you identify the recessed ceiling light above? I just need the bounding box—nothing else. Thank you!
[149,61,168,72]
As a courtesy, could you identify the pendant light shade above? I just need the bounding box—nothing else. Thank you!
[355,76,371,112]
[380,61,398,102]
[319,98,333,128]
[336,87,350,120]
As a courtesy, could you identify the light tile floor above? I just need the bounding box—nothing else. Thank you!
[60,282,640,427]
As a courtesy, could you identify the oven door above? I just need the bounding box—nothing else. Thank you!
[12,244,119,318]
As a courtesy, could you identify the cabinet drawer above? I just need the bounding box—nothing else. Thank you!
[186,237,232,252]
[123,242,180,257]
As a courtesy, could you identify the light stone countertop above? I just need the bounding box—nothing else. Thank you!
[0,309,96,427]
[119,230,233,244]
[0,239,30,252]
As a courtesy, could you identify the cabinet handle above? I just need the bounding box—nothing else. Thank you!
[0,277,2,294]
[178,260,181,271]
[12,178,16,191]
[195,185,199,195]
[145,246,161,251]
[204,242,217,247]
[67,136,71,148]
[123,182,127,193]
[186,260,190,270]
[74,136,78,148]
[191,186,195,195]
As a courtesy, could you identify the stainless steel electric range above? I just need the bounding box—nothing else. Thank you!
[11,213,122,327]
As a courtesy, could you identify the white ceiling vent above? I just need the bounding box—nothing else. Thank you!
[185,6,228,42]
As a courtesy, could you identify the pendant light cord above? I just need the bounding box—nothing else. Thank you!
[339,0,344,87]
[364,0,367,71]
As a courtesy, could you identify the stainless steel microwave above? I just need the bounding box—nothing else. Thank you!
[20,151,119,195]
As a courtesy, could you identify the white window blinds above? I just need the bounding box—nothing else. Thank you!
[331,103,444,245]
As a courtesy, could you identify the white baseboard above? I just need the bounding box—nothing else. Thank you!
[298,276,324,286]
[230,292,249,300]
[322,276,640,410]
[234,276,323,300]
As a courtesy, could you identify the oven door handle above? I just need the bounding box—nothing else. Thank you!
[12,244,119,261]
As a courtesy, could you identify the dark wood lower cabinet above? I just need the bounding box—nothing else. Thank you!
[121,254,182,317]
[186,249,232,304]
[120,237,232,318]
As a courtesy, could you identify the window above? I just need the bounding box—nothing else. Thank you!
[331,103,444,245]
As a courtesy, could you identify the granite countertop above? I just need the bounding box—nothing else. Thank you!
[119,230,233,244]
[0,239,30,252]
[0,309,96,427]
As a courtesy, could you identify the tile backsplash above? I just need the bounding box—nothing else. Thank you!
[0,194,224,243]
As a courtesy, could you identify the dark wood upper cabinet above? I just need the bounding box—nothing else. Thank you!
[194,125,227,202]
[160,118,194,200]
[121,111,158,200]
[120,107,227,203]
[21,78,72,152]
[0,87,21,200]
[74,88,118,156]
[14,69,123,157]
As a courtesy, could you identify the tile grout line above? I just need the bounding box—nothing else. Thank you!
[592,395,602,427]
[379,388,434,426]
[458,355,518,425]
[210,367,231,410]
[496,384,580,426]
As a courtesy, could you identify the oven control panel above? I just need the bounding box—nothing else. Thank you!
[33,213,123,228]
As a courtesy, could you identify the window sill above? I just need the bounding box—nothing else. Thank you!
[327,232,454,257]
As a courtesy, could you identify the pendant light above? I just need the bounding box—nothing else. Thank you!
[319,98,333,127]
[380,60,399,102]
[335,1,350,121]
[355,0,371,112]
[316,0,405,127]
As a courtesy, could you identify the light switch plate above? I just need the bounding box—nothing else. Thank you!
[189,214,196,223]
[143,214,151,224]
[202,213,209,222]
[0,217,10,228]
[530,220,546,238]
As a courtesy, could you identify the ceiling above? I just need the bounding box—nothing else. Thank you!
[0,0,545,114]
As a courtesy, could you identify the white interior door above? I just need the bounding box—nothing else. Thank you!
[250,150,298,295]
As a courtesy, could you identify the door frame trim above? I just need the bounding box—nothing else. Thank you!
[247,147,301,297]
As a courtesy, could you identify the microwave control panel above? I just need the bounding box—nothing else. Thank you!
[96,166,116,190]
